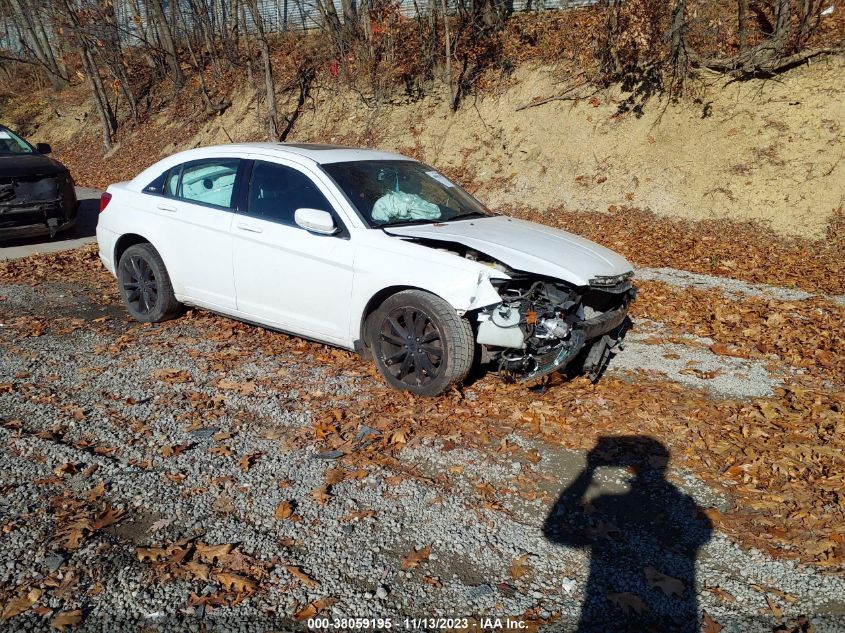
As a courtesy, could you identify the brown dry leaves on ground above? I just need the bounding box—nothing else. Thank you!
[632,280,845,379]
[511,205,845,295]
[2,215,845,572]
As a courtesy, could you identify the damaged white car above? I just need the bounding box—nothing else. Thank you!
[97,144,635,396]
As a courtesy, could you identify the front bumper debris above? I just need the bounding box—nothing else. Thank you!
[519,304,630,382]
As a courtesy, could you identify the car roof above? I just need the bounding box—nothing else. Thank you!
[195,142,415,165]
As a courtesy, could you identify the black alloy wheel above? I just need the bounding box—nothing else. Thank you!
[121,254,158,316]
[378,306,444,387]
[368,289,474,396]
[116,243,181,323]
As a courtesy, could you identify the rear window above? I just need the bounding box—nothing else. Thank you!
[151,158,241,209]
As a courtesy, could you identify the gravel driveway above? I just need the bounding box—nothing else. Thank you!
[1,251,844,632]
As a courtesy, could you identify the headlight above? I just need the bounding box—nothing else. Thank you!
[589,271,634,287]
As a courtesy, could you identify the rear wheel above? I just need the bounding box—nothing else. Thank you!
[368,290,473,396]
[117,243,181,323]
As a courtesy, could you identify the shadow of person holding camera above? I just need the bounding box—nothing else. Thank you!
[543,436,712,632]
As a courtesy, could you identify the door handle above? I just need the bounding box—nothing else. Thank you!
[236,223,263,234]
[156,203,177,212]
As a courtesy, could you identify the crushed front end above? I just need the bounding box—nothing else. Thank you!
[476,272,635,382]
[0,172,78,240]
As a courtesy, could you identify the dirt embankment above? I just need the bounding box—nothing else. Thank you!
[19,55,845,238]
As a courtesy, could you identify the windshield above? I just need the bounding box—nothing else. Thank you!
[321,160,491,228]
[0,127,34,156]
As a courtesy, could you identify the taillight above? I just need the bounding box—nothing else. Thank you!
[99,192,112,213]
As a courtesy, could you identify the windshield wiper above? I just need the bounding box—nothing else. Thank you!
[380,218,439,228]
[443,211,490,221]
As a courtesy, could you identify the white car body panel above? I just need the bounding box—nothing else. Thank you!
[97,143,633,354]
[386,216,632,287]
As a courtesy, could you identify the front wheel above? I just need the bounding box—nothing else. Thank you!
[367,290,474,396]
[117,243,181,323]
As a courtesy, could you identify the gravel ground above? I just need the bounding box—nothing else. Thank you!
[2,271,845,632]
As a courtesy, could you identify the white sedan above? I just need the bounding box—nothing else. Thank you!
[96,143,635,396]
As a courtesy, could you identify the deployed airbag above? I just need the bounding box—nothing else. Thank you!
[372,191,441,223]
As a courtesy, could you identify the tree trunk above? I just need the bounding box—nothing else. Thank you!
[127,0,162,70]
[8,0,68,87]
[442,0,453,104]
[738,0,748,51]
[244,0,278,139]
[81,45,116,150]
[774,0,791,52]
[146,0,185,86]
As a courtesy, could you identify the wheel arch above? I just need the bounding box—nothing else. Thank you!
[357,285,454,351]
[114,233,152,266]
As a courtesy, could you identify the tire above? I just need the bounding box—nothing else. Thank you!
[117,243,181,323]
[367,289,474,396]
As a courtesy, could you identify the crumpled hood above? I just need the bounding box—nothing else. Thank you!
[0,153,67,179]
[385,216,633,286]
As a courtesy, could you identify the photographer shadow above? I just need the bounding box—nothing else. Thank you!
[543,436,712,632]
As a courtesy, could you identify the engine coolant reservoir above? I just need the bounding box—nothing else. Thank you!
[477,305,525,349]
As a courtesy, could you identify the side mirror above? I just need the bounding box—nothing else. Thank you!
[35,143,52,154]
[294,208,338,235]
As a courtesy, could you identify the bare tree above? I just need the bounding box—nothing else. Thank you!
[244,0,279,139]
[144,0,185,86]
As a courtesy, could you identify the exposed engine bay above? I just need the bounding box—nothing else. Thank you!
[478,274,634,381]
[408,239,635,382]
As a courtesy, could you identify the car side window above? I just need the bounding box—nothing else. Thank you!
[163,167,181,197]
[144,171,168,194]
[247,160,333,227]
[158,158,240,208]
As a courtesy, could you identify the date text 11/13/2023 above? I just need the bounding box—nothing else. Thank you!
[307,617,530,629]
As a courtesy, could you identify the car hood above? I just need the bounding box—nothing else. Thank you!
[385,216,633,286]
[0,154,67,179]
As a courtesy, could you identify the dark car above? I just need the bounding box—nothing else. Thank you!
[0,125,78,241]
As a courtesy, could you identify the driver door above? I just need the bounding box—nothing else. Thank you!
[231,159,355,344]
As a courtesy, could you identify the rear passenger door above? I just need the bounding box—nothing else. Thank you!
[154,157,243,310]
[231,158,354,343]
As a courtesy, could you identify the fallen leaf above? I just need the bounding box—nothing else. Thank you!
[422,576,442,588]
[644,566,685,597]
[216,378,257,395]
[238,452,261,471]
[209,445,233,457]
[325,468,346,486]
[607,591,648,615]
[766,594,783,618]
[51,610,82,631]
[91,507,126,530]
[342,509,375,522]
[274,501,296,520]
[294,598,335,620]
[401,545,431,570]
[53,462,77,477]
[136,546,168,562]
[311,486,331,505]
[195,542,233,563]
[701,611,723,633]
[159,443,190,457]
[1,588,42,619]
[286,565,319,588]
[182,561,210,581]
[215,572,256,594]
[152,368,192,384]
[87,482,105,502]
[509,555,532,580]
